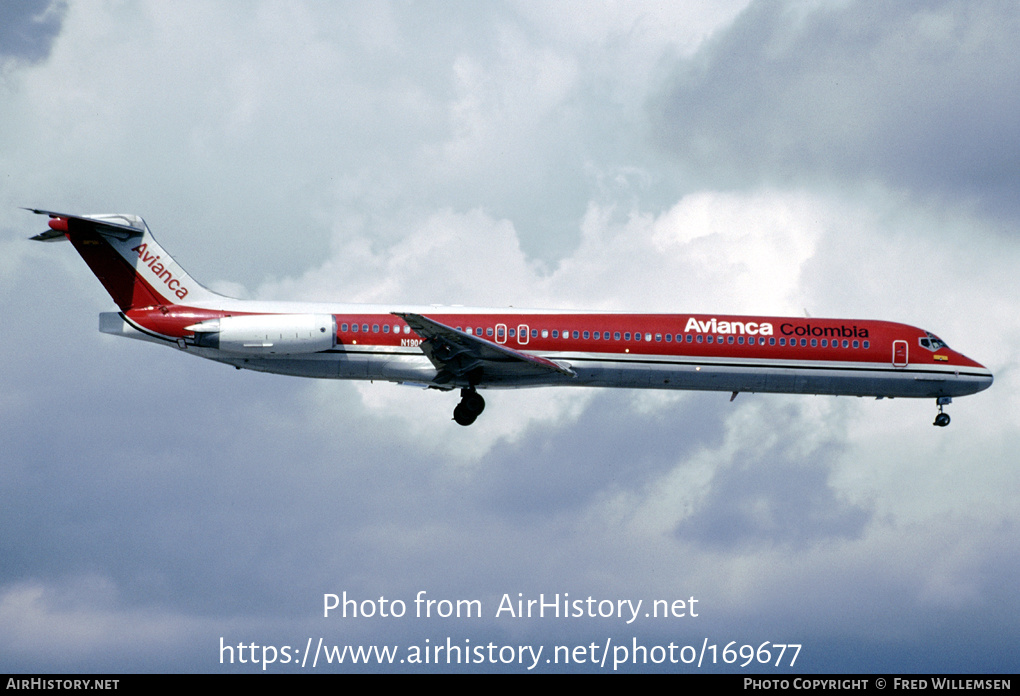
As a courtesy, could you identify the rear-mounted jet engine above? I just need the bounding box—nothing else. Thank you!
[187,314,336,354]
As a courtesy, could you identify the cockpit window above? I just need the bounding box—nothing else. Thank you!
[919,332,949,351]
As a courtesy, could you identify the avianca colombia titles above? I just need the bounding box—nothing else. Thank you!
[28,209,992,427]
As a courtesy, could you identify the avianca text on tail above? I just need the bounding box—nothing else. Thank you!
[27,209,992,427]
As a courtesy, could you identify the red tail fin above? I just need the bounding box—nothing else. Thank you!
[29,209,219,311]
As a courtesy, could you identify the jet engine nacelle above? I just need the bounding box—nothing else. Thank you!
[188,314,336,354]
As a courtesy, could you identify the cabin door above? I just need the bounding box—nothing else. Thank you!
[892,340,908,367]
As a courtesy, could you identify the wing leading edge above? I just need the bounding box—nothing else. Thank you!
[393,312,575,386]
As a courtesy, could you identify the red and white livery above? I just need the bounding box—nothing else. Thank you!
[30,209,992,426]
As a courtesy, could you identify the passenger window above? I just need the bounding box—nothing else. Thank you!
[383,325,390,333]
[341,323,349,332]
[779,338,786,346]
[853,340,859,348]
[842,340,849,348]
[532,329,538,337]
[864,341,870,349]
[362,324,369,333]
[541,329,548,338]
[552,330,559,338]
[665,334,671,342]
[614,332,621,340]
[573,330,579,339]
[487,328,493,337]
[624,332,631,340]
[739,336,745,345]
[645,333,652,341]
[727,336,734,344]
[810,338,816,347]
[707,336,714,344]
[697,335,703,343]
[583,331,589,339]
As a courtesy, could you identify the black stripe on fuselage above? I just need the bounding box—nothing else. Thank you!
[120,312,178,343]
[559,354,987,380]
[328,346,985,380]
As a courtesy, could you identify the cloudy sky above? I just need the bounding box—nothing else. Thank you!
[1,0,1017,673]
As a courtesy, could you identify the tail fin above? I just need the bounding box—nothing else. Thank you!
[27,209,221,310]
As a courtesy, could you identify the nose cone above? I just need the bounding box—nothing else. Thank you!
[955,352,993,395]
[975,366,994,393]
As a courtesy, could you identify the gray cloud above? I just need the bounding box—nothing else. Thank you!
[655,1,1020,217]
[675,404,871,550]
[474,392,728,516]
[0,1,66,64]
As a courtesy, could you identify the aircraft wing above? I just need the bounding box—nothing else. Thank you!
[393,312,575,386]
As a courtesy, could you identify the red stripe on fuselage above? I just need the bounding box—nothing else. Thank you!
[125,307,984,371]
[333,313,978,367]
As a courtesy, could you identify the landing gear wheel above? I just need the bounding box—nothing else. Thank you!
[933,396,952,427]
[461,389,485,416]
[453,388,485,426]
[453,402,477,426]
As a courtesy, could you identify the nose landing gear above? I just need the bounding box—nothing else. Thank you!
[453,388,485,426]
[933,396,952,427]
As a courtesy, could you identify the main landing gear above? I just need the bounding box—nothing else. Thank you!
[453,388,485,426]
[933,396,952,427]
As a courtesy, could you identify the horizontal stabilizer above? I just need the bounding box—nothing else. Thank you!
[30,228,69,242]
[26,208,146,241]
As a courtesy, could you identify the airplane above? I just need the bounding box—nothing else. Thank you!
[28,209,992,427]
